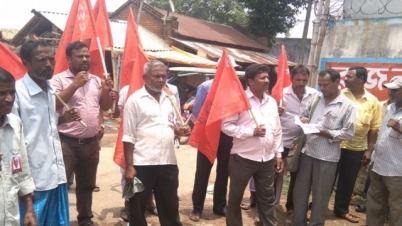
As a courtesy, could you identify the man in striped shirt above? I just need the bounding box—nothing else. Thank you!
[366,77,402,226]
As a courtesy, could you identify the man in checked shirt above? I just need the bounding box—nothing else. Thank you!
[292,69,356,226]
[366,77,402,226]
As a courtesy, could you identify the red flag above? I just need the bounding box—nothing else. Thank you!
[54,0,98,74]
[113,9,149,170]
[120,8,143,89]
[88,0,113,76]
[0,42,26,80]
[93,0,113,48]
[188,48,251,163]
[271,45,291,103]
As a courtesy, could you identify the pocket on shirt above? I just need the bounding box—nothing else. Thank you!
[359,112,372,126]
[322,115,339,130]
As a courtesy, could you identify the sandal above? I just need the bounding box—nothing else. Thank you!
[146,206,158,216]
[355,203,366,212]
[120,208,130,222]
[189,212,201,222]
[240,202,256,210]
[93,186,100,192]
[337,213,359,223]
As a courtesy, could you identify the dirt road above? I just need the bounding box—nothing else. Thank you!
[67,131,367,226]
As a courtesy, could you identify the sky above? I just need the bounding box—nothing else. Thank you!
[0,0,127,30]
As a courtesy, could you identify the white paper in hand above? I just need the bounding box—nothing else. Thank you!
[286,112,320,134]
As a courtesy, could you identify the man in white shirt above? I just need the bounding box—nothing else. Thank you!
[278,65,318,214]
[0,67,36,226]
[122,60,190,226]
[367,78,402,226]
[222,64,283,226]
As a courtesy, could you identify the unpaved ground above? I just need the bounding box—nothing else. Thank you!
[67,122,369,226]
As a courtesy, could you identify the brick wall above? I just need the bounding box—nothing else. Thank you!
[111,3,177,45]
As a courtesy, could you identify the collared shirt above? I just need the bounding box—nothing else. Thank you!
[193,79,213,118]
[118,84,180,112]
[221,88,283,162]
[281,85,318,148]
[51,69,102,138]
[373,103,402,176]
[0,113,36,225]
[122,86,179,165]
[340,88,382,151]
[302,92,356,162]
[12,73,67,191]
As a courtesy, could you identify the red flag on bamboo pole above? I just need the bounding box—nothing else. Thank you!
[0,42,26,80]
[89,0,113,76]
[271,45,291,103]
[54,0,98,74]
[188,48,251,163]
[113,8,149,170]
[119,8,143,89]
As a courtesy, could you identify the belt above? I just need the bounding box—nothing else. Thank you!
[59,133,98,145]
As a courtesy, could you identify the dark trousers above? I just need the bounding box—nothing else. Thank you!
[333,148,365,215]
[191,132,232,214]
[286,171,298,211]
[60,136,100,225]
[130,165,182,226]
[227,154,276,226]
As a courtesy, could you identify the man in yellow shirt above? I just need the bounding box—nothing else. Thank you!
[334,66,382,223]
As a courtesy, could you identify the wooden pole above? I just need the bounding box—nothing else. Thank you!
[167,95,185,125]
[54,94,87,127]
[249,109,259,126]
[297,0,313,65]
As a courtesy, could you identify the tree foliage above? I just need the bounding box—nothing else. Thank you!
[146,0,306,47]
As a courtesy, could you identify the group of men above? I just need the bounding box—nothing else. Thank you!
[1,37,401,226]
[187,64,402,226]
[1,39,112,226]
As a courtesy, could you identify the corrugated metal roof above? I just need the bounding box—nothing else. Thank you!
[155,8,268,51]
[172,38,295,66]
[109,20,170,51]
[37,11,170,51]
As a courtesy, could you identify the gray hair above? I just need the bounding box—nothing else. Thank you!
[143,60,167,79]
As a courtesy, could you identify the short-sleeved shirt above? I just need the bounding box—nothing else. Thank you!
[0,113,36,225]
[13,73,67,191]
[373,103,402,176]
[302,93,356,162]
[340,88,382,151]
[122,86,179,165]
[280,86,318,148]
[51,69,102,138]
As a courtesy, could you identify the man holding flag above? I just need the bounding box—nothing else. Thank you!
[52,41,113,226]
[222,64,283,226]
[189,55,241,222]
[122,60,191,226]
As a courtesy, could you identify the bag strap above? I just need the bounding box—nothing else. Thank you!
[308,94,320,120]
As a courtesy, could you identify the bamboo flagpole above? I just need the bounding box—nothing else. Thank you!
[54,93,87,127]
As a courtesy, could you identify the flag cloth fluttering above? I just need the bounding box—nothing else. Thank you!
[188,48,251,163]
[54,0,98,75]
[89,0,113,76]
[0,42,26,80]
[271,44,291,103]
[113,9,148,169]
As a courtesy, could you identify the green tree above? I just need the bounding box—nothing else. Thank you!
[238,0,306,46]
[146,0,306,47]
